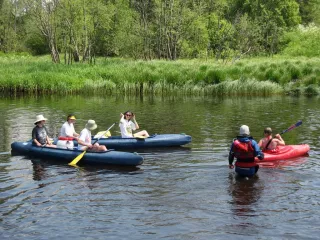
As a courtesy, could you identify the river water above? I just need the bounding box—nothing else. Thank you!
[0,95,319,240]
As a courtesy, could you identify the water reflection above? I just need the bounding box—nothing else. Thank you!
[1,94,320,239]
[228,173,264,216]
[31,160,47,181]
[31,158,142,181]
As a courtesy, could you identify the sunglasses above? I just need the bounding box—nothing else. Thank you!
[125,114,132,117]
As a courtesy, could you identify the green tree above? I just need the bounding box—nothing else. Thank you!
[297,0,320,25]
[229,0,301,54]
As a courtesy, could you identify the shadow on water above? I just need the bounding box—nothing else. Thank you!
[228,173,264,215]
[226,173,265,235]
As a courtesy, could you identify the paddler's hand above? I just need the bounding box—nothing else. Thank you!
[36,142,42,147]
[87,144,93,149]
[120,113,124,118]
[258,152,264,160]
[275,134,281,139]
[229,164,234,169]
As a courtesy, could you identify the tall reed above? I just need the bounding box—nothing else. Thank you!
[0,54,319,96]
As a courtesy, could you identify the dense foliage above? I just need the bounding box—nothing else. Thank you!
[0,0,319,63]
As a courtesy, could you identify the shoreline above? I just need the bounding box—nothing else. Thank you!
[0,55,319,96]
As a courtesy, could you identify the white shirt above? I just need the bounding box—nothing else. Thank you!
[78,128,91,150]
[60,121,76,137]
[119,119,136,138]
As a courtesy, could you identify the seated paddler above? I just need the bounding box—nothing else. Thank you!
[228,125,264,177]
[258,127,285,152]
[57,114,79,149]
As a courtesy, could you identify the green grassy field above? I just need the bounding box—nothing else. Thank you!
[0,54,319,96]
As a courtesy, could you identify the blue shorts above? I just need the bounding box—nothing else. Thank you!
[235,165,259,177]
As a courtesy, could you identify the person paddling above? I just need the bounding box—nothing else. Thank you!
[78,120,107,152]
[258,127,285,152]
[32,115,56,148]
[119,111,149,138]
[59,114,79,140]
[228,125,264,177]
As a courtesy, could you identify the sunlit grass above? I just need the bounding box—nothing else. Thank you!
[0,54,319,96]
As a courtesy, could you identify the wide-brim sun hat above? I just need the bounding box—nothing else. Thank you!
[85,120,97,131]
[239,125,250,136]
[68,115,76,120]
[34,115,47,124]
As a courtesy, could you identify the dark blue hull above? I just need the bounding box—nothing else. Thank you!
[11,141,143,166]
[90,134,192,149]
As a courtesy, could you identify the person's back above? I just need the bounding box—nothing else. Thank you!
[229,125,264,177]
[259,127,285,151]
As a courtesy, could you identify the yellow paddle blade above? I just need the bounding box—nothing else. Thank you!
[69,150,87,166]
[94,130,111,138]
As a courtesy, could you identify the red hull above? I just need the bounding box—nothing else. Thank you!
[255,144,310,162]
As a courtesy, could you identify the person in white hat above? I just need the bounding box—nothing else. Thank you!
[59,114,79,140]
[228,125,264,177]
[32,115,56,148]
[77,120,107,152]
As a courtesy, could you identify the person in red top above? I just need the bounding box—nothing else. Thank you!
[229,125,264,177]
[258,127,285,151]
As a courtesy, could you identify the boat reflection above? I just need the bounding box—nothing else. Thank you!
[31,157,142,182]
[257,156,308,168]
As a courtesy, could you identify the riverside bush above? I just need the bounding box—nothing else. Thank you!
[0,55,319,96]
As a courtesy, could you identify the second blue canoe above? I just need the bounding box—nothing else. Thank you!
[91,133,192,149]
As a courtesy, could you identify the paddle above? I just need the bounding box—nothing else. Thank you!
[279,120,302,135]
[68,123,116,166]
[263,120,302,150]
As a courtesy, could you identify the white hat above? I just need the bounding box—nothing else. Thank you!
[34,115,47,124]
[85,120,97,131]
[239,125,250,136]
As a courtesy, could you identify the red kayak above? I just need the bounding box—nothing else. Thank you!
[255,144,310,162]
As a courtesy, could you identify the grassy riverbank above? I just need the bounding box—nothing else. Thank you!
[0,54,319,96]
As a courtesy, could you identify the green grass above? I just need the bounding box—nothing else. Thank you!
[0,54,319,96]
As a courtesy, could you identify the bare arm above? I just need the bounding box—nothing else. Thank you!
[275,134,285,146]
[132,114,139,129]
[78,139,92,148]
[33,139,42,147]
[46,136,52,145]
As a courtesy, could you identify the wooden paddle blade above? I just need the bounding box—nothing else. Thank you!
[69,150,86,166]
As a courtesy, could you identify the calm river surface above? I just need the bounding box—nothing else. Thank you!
[0,95,319,240]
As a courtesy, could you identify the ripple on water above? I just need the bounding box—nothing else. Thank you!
[1,95,320,239]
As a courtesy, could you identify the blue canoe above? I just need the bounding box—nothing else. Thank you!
[11,141,144,166]
[87,134,192,149]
